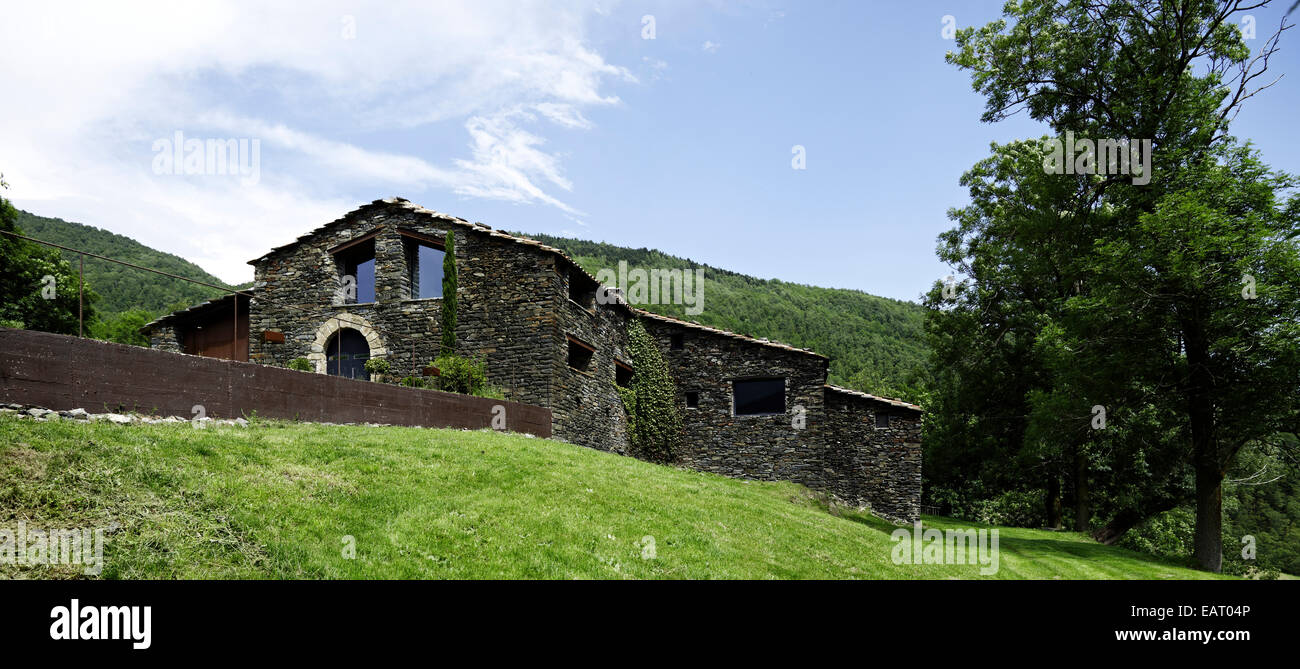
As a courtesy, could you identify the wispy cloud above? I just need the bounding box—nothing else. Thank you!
[0,0,632,282]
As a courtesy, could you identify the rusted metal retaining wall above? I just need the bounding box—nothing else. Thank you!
[0,328,551,436]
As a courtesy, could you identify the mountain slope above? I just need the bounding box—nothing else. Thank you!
[15,210,239,315]
[520,233,927,396]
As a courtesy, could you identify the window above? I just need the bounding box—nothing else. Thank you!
[334,237,376,304]
[685,391,699,409]
[407,239,445,299]
[670,333,684,350]
[615,360,634,387]
[733,378,784,415]
[875,413,891,428]
[325,328,371,380]
[568,269,597,309]
[567,336,594,372]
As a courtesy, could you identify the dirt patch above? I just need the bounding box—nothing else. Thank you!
[1,445,52,479]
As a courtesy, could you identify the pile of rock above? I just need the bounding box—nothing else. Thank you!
[0,403,250,427]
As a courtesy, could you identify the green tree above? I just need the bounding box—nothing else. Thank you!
[947,0,1300,570]
[0,177,97,334]
[440,230,457,356]
[89,308,155,347]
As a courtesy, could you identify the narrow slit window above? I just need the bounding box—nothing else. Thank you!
[685,391,699,409]
[733,378,784,416]
[670,333,684,350]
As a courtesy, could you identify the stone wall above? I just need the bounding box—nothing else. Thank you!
[245,200,630,452]
[824,389,922,524]
[641,315,829,485]
[549,267,632,453]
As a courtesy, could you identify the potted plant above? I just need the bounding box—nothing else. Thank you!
[364,357,392,383]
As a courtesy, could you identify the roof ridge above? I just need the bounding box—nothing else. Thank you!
[632,308,827,359]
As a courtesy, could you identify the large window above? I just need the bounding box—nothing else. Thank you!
[732,378,785,415]
[408,240,445,299]
[334,237,376,304]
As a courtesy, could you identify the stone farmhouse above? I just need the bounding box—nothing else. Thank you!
[144,198,922,522]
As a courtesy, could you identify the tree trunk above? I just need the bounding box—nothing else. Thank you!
[1045,472,1062,529]
[1074,445,1089,532]
[1184,316,1223,572]
[1193,463,1223,571]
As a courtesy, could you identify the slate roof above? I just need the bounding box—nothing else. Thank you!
[141,290,251,331]
[824,384,922,413]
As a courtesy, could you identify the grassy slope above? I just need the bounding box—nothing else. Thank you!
[0,417,1225,580]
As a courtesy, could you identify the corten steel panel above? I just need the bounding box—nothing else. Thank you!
[0,328,551,437]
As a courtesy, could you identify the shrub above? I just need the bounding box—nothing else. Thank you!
[971,490,1045,528]
[288,358,313,372]
[430,354,486,396]
[622,318,681,463]
[399,375,424,388]
[363,357,391,377]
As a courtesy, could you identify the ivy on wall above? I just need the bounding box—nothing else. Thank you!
[621,317,682,463]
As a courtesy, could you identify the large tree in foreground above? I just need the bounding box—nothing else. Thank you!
[945,0,1299,570]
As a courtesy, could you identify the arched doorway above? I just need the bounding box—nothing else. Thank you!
[325,328,371,380]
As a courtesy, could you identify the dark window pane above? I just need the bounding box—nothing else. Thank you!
[417,244,444,299]
[876,413,891,428]
[733,379,784,415]
[353,257,375,303]
[326,329,371,380]
[670,333,684,350]
[685,391,699,409]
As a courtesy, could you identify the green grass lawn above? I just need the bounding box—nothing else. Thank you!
[0,416,1229,579]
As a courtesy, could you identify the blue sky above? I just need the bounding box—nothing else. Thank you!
[3,1,1298,302]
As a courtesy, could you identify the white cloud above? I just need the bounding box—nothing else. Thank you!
[702,40,721,53]
[0,0,631,284]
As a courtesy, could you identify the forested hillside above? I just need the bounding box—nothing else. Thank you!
[520,233,928,399]
[15,210,240,315]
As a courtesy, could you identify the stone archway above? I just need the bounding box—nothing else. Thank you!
[307,312,387,374]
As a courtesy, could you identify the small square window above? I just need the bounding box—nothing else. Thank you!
[567,336,594,372]
[875,413,891,428]
[615,361,633,387]
[670,333,684,350]
[685,391,699,409]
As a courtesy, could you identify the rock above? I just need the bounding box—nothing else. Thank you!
[233,418,249,427]
[67,408,89,419]
[95,413,133,424]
